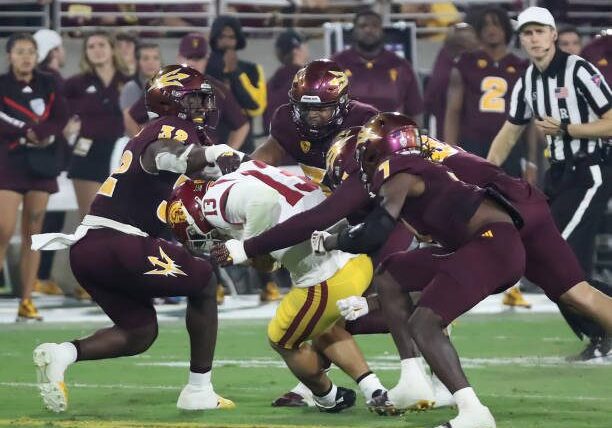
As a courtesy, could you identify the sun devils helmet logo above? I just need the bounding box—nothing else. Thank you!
[151,67,190,89]
[289,59,350,141]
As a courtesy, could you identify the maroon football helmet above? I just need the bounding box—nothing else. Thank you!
[146,64,218,141]
[326,127,362,190]
[356,112,420,183]
[289,59,350,140]
[166,179,220,253]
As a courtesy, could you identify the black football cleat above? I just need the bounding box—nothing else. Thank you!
[567,336,611,361]
[314,387,356,413]
[271,391,309,407]
[366,389,405,416]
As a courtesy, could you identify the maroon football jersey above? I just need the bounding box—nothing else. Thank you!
[270,100,377,193]
[581,35,612,86]
[332,48,423,116]
[455,50,527,143]
[90,116,201,237]
[425,138,543,203]
[371,152,485,250]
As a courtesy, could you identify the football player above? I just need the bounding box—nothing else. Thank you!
[212,127,438,413]
[29,65,240,413]
[250,58,378,194]
[246,59,386,406]
[167,161,387,413]
[320,113,612,428]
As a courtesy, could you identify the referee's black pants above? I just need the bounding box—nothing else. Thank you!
[545,159,612,341]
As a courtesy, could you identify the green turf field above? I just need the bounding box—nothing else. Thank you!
[1,313,610,428]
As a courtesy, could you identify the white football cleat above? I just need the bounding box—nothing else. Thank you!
[436,405,496,428]
[177,384,235,410]
[33,343,69,413]
[386,368,436,411]
[432,374,456,408]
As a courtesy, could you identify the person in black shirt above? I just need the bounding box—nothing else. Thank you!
[0,33,68,321]
[489,7,612,360]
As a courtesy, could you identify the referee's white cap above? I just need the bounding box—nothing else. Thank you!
[516,7,556,32]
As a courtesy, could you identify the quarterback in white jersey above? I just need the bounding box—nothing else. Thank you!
[203,160,357,288]
[168,160,388,413]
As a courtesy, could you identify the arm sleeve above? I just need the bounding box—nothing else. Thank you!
[574,60,612,116]
[243,173,370,257]
[507,76,532,125]
[227,63,267,117]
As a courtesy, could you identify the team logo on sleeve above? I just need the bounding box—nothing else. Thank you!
[144,247,187,277]
[300,140,311,153]
[591,75,602,87]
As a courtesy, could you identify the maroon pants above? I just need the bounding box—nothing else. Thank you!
[517,196,585,301]
[381,222,525,326]
[70,228,213,329]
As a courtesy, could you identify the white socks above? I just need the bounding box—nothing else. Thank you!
[454,387,482,412]
[358,373,385,400]
[188,370,212,391]
[313,384,338,407]
[291,382,312,398]
[58,342,77,366]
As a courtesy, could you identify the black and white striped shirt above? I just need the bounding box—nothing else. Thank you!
[508,49,612,162]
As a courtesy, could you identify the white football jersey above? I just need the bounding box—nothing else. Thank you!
[203,160,357,287]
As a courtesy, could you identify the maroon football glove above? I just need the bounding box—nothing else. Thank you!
[216,151,242,175]
[210,242,232,266]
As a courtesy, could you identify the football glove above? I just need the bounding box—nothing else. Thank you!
[311,230,331,255]
[336,296,369,321]
[210,240,247,266]
[216,151,242,175]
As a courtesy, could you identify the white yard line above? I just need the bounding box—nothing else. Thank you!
[1,381,607,402]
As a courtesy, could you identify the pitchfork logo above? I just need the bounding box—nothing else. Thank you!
[144,247,187,277]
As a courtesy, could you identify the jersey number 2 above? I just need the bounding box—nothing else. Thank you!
[97,150,133,197]
[479,76,508,113]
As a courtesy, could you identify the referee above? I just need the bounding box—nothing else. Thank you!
[488,7,612,360]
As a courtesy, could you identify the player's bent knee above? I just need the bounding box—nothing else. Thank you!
[125,322,159,355]
[408,307,444,341]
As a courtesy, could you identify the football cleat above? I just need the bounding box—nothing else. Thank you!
[502,286,531,309]
[177,384,235,410]
[34,279,64,296]
[271,391,309,407]
[216,284,225,305]
[367,389,405,416]
[260,282,282,302]
[73,286,91,301]
[17,299,43,322]
[567,335,612,361]
[33,343,69,412]
[314,386,356,413]
[432,374,456,409]
[435,405,496,428]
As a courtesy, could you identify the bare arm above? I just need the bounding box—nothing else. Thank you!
[443,67,464,146]
[487,121,526,166]
[227,121,250,149]
[535,109,612,139]
[249,135,287,166]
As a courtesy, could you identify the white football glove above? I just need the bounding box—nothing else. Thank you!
[336,296,369,321]
[311,230,331,255]
[204,144,244,163]
[224,239,248,265]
